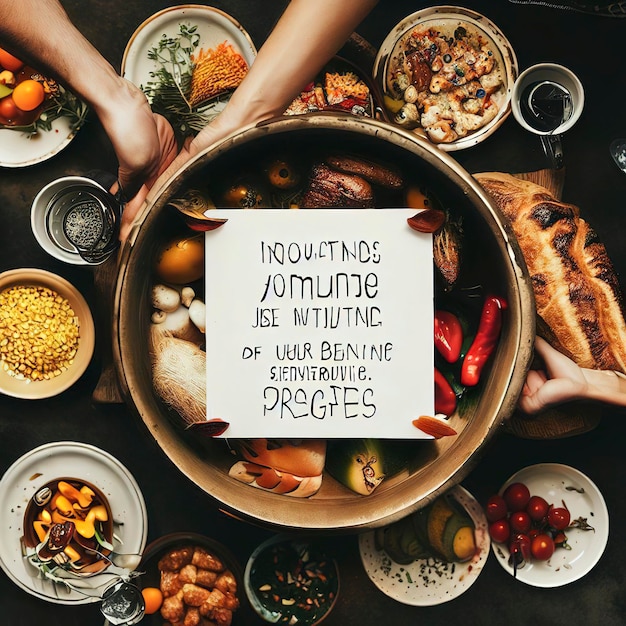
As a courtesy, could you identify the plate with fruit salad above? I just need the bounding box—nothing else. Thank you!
[359,485,490,606]
[487,463,609,587]
[0,46,87,167]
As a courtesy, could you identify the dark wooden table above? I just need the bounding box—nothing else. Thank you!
[2,2,626,624]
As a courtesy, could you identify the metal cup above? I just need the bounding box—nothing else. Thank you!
[31,176,122,265]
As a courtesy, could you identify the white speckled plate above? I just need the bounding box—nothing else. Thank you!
[373,6,518,151]
[121,4,257,119]
[493,463,609,587]
[358,485,490,606]
[0,441,147,604]
[0,116,81,168]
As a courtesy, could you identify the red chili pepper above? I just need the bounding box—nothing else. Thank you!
[434,310,463,363]
[460,295,507,387]
[434,367,457,416]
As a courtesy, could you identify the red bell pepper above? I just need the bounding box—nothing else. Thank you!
[434,367,457,416]
[461,295,507,387]
[434,309,463,363]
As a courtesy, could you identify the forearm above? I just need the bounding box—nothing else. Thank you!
[0,0,123,107]
[581,368,626,407]
[220,0,379,128]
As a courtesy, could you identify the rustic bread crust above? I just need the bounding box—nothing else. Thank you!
[475,171,626,372]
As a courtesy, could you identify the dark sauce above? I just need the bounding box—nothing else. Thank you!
[520,80,573,132]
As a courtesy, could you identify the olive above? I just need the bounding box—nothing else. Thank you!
[265,159,301,190]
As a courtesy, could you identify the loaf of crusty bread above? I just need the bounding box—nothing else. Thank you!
[475,171,626,373]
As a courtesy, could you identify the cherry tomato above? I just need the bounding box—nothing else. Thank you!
[488,518,510,544]
[0,47,24,72]
[0,95,18,121]
[503,482,531,512]
[526,495,550,522]
[509,532,531,563]
[509,510,532,534]
[547,506,571,531]
[485,494,508,522]
[12,79,45,111]
[531,533,555,561]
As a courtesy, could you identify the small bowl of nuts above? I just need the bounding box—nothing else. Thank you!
[244,535,340,625]
[0,268,95,399]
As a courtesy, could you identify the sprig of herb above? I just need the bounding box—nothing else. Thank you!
[142,23,220,144]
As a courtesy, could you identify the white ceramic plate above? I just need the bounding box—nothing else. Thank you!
[492,463,609,587]
[373,6,518,151]
[121,4,256,118]
[359,485,490,606]
[0,441,148,605]
[0,116,80,168]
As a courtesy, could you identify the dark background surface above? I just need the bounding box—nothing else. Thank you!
[1,1,626,624]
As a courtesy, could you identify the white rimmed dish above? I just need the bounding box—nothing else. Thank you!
[0,268,95,399]
[358,485,490,606]
[121,4,257,120]
[373,6,518,151]
[492,463,609,587]
[0,116,81,168]
[0,441,148,604]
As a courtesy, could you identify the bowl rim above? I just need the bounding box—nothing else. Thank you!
[244,534,339,625]
[373,5,519,151]
[114,114,535,531]
[0,268,95,399]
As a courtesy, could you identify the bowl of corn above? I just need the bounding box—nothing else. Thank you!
[0,268,95,399]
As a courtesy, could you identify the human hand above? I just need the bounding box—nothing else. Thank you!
[518,336,589,414]
[91,79,163,199]
[119,107,247,241]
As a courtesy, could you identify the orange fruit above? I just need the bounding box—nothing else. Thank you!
[141,586,163,615]
[156,235,205,284]
[0,47,23,72]
[12,79,45,111]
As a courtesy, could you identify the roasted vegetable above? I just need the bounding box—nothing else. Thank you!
[377,493,476,565]
[434,367,457,416]
[325,439,385,495]
[426,495,476,562]
[461,295,507,386]
[434,309,463,363]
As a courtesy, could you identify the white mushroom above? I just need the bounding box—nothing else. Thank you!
[154,305,203,345]
[188,299,206,333]
[151,284,180,313]
[181,286,195,308]
[151,310,167,324]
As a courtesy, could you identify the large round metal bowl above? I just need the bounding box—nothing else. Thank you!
[113,114,534,531]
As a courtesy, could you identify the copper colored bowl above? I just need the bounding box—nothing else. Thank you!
[114,114,534,531]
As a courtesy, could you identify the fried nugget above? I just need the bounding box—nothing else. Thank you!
[179,563,198,584]
[184,606,201,626]
[161,590,185,622]
[182,583,211,607]
[159,546,194,571]
[195,568,218,589]
[160,570,184,597]
[214,570,237,595]
[191,547,224,572]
